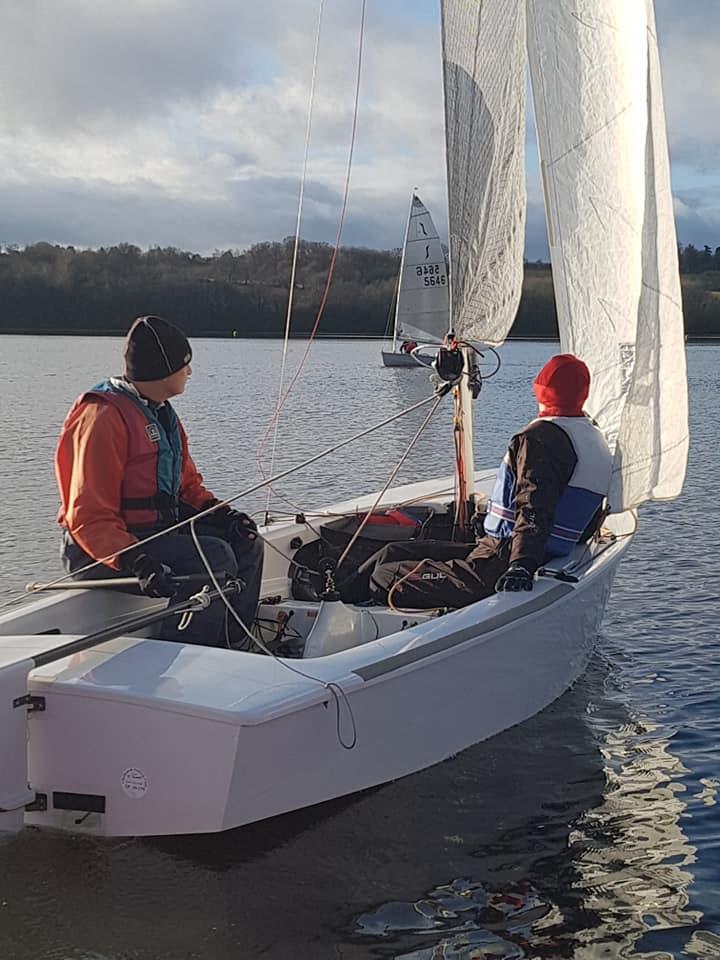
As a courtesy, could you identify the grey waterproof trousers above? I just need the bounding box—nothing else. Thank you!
[61,523,264,647]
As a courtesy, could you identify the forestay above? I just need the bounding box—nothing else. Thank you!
[395,194,449,345]
[441,0,527,345]
[526,0,689,510]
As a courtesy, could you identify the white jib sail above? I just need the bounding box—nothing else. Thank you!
[441,0,527,345]
[527,0,688,510]
[395,194,450,345]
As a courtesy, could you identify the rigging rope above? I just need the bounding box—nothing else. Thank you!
[335,394,445,571]
[257,0,368,516]
[264,0,325,518]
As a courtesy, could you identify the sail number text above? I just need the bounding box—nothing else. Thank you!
[416,264,447,286]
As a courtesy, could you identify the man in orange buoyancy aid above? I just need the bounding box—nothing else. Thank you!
[55,315,264,647]
[367,354,612,608]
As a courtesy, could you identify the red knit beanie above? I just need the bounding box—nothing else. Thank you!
[533,354,590,417]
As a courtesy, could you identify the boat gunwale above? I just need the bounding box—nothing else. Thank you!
[23,525,630,727]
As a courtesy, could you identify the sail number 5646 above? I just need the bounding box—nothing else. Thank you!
[416,264,447,286]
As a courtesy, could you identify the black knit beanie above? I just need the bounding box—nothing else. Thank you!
[124,316,192,382]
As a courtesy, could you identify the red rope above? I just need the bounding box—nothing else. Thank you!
[257,0,368,497]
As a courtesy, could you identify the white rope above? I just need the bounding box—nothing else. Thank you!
[188,517,358,750]
[264,0,325,517]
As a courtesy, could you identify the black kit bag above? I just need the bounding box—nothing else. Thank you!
[290,506,435,603]
[369,555,490,610]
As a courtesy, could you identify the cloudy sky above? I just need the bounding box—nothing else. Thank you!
[1,0,718,260]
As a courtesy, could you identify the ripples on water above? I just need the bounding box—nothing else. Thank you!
[0,338,718,959]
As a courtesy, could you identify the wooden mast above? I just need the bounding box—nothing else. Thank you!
[452,343,476,538]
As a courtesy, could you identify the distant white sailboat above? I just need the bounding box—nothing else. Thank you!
[381,193,449,367]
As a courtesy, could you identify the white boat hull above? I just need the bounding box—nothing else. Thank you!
[0,474,632,837]
[222,573,615,834]
[381,349,433,368]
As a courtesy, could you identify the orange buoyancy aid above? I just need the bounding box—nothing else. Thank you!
[73,379,183,533]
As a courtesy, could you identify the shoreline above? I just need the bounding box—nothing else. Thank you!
[1,331,718,343]
[0,330,561,340]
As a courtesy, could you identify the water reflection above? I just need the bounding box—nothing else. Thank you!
[356,880,558,959]
[570,717,702,958]
[352,701,705,960]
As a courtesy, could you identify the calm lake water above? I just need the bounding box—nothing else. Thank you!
[0,336,718,960]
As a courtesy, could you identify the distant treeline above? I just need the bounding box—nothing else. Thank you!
[1,240,719,338]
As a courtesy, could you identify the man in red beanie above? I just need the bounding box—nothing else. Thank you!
[366,353,612,608]
[55,315,263,647]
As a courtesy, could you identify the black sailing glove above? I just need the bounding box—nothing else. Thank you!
[209,505,258,541]
[131,553,176,598]
[199,499,259,541]
[224,509,258,541]
[495,563,534,593]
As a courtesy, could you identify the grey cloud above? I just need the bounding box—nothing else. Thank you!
[0,170,556,262]
[674,184,720,248]
[655,0,720,33]
[0,178,293,251]
[655,1,720,178]
[4,171,713,264]
[676,184,720,214]
[676,214,720,250]
[0,173,410,254]
[0,0,321,134]
[670,140,720,176]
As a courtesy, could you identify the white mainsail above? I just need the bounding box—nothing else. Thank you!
[441,0,527,345]
[526,0,688,511]
[393,194,449,346]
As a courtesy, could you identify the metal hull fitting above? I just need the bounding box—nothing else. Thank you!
[0,475,633,837]
[381,350,433,368]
